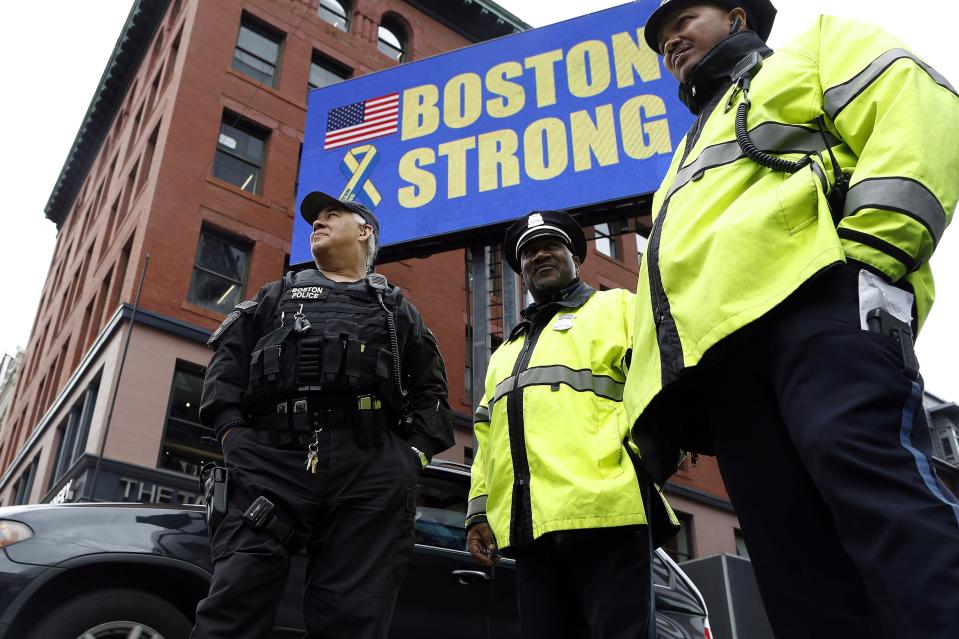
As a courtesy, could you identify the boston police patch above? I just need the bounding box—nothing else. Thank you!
[207,299,259,347]
[290,286,325,300]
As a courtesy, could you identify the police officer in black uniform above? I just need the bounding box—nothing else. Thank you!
[190,191,454,639]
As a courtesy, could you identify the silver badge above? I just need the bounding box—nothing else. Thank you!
[553,313,575,331]
[528,213,544,228]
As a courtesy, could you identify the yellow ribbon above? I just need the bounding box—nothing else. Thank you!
[339,144,381,207]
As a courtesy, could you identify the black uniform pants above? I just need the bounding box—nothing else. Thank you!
[190,426,420,639]
[511,526,653,639]
[701,263,959,639]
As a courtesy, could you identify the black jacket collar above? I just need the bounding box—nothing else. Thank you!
[679,30,773,114]
[507,280,595,341]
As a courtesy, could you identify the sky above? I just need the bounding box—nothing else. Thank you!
[1,1,956,398]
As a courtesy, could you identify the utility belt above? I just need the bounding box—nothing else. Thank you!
[251,394,395,448]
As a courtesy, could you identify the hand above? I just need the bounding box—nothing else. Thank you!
[467,522,500,567]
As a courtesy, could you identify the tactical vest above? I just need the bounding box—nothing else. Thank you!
[245,270,397,412]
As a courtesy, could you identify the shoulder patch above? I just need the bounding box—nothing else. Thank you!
[207,299,259,346]
[207,310,242,347]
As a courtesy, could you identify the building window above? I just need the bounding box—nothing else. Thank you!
[159,363,220,477]
[318,0,350,31]
[49,382,98,489]
[12,457,39,506]
[213,116,268,194]
[187,229,250,314]
[594,222,618,259]
[377,18,406,62]
[309,54,350,91]
[663,512,693,562]
[635,232,648,266]
[232,17,282,87]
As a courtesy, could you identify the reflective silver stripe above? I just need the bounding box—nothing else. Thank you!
[844,177,947,247]
[825,48,959,120]
[667,123,838,199]
[474,405,490,423]
[467,495,488,519]
[491,365,625,405]
[493,376,516,404]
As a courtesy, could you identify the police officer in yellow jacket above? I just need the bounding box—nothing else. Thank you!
[628,2,959,638]
[467,210,677,639]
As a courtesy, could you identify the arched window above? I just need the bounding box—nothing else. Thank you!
[319,0,350,32]
[377,18,406,62]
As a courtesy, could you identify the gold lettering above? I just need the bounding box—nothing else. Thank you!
[620,95,672,160]
[478,130,521,192]
[437,137,477,198]
[523,50,564,108]
[611,29,662,88]
[570,105,619,172]
[486,62,526,118]
[567,40,611,98]
[443,73,483,129]
[524,118,568,180]
[397,148,437,208]
[401,85,440,141]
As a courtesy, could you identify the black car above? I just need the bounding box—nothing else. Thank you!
[0,461,710,638]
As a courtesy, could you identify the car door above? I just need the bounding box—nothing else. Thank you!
[654,549,710,639]
[390,466,519,639]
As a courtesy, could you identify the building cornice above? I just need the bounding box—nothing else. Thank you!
[44,0,169,228]
[403,0,529,43]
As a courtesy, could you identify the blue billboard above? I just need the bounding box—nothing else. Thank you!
[293,0,693,264]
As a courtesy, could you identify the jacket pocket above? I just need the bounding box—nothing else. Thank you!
[778,166,819,235]
[595,401,626,479]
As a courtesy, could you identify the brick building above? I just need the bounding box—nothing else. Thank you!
[0,0,742,563]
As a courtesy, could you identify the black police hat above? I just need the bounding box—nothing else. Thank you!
[644,0,777,53]
[503,210,588,274]
[299,191,380,238]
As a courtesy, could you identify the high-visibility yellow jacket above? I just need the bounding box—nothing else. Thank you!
[625,16,959,458]
[468,283,677,550]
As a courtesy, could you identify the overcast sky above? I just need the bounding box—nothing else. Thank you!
[1,1,956,398]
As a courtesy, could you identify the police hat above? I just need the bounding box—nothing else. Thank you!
[644,0,777,53]
[299,191,380,238]
[504,211,587,274]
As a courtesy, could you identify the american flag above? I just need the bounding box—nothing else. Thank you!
[323,93,400,150]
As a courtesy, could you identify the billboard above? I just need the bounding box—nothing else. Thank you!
[292,0,693,264]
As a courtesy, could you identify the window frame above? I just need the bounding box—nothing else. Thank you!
[318,0,350,32]
[593,222,619,260]
[308,52,351,91]
[376,16,407,62]
[232,15,284,87]
[187,226,252,314]
[663,511,694,563]
[212,114,269,195]
[157,360,220,478]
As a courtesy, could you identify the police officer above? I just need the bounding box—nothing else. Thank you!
[191,191,453,639]
[626,2,959,638]
[466,211,677,639]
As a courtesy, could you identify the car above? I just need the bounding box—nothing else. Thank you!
[0,460,710,638]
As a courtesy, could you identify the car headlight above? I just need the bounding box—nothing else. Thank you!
[0,521,33,548]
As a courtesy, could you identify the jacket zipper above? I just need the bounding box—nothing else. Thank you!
[505,320,544,547]
[646,90,728,386]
